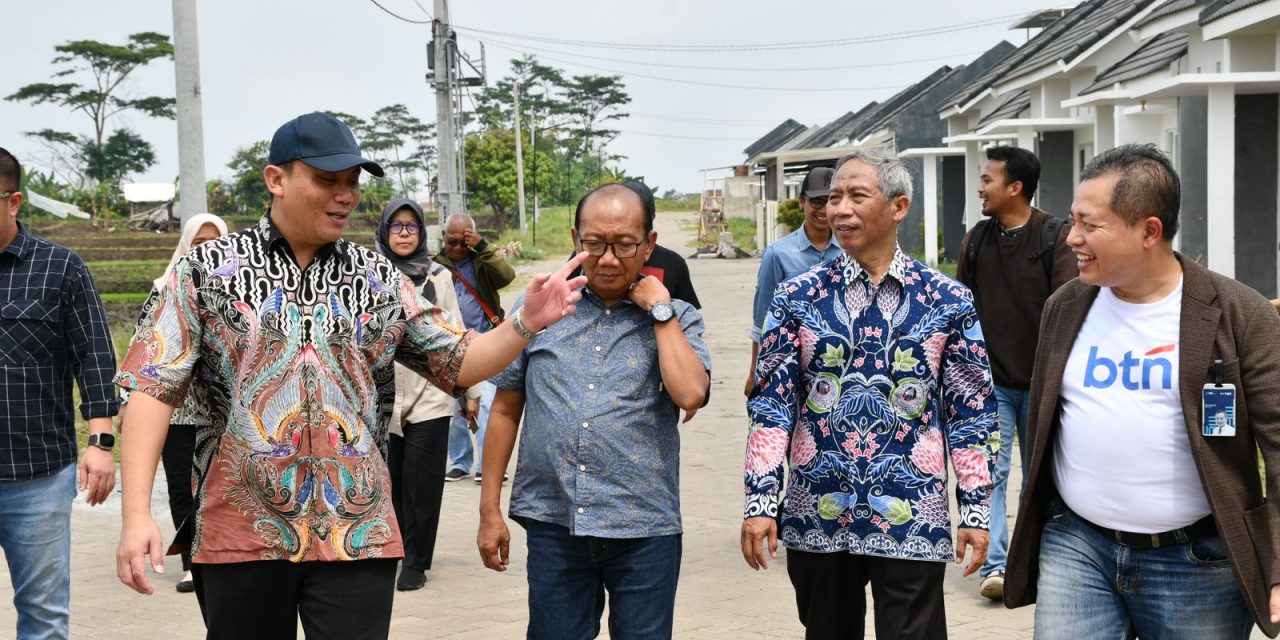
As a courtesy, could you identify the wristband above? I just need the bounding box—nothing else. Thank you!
[511,311,540,340]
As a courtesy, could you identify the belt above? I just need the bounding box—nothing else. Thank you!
[1081,515,1218,549]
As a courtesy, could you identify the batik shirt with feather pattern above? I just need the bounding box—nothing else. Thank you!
[116,216,475,564]
[744,249,997,562]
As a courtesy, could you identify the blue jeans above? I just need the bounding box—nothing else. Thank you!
[982,384,1028,577]
[1034,500,1254,639]
[447,380,496,474]
[0,462,77,640]
[519,518,682,640]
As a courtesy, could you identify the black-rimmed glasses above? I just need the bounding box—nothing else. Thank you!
[579,239,646,258]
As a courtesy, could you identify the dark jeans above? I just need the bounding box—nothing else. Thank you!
[786,549,947,640]
[387,416,450,571]
[160,423,197,571]
[519,518,681,640]
[191,559,397,640]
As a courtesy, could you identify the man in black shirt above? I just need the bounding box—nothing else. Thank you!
[956,146,1076,601]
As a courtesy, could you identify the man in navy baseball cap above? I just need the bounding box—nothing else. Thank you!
[269,112,385,177]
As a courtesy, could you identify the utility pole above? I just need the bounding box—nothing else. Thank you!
[433,0,459,223]
[513,84,527,233]
[171,0,208,223]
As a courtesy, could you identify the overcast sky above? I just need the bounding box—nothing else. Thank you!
[2,0,1047,195]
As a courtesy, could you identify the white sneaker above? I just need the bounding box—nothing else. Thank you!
[979,571,1005,601]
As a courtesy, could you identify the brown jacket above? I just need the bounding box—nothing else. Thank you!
[1004,256,1280,638]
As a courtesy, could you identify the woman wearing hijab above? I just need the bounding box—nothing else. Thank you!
[377,197,481,591]
[124,213,229,593]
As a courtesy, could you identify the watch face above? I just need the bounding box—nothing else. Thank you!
[92,433,116,448]
[651,303,674,322]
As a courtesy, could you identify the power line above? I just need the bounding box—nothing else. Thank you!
[485,41,910,93]
[455,14,1022,52]
[617,129,757,142]
[367,0,431,24]
[410,0,433,20]
[483,37,987,73]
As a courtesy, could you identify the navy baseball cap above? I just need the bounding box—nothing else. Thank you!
[268,112,385,177]
[801,166,834,199]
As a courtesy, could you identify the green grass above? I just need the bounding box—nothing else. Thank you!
[655,196,701,212]
[495,205,576,262]
[728,218,758,253]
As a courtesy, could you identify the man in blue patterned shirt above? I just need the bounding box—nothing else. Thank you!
[0,147,119,640]
[741,149,998,640]
[477,183,711,640]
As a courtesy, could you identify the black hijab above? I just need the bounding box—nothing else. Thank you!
[376,197,437,301]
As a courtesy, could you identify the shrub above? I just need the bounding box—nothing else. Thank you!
[778,197,803,231]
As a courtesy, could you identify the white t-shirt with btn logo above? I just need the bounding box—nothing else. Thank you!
[1053,277,1211,533]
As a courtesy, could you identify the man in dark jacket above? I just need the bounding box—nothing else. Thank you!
[1005,144,1280,638]
[436,213,516,482]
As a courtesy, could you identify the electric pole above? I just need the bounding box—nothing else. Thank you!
[513,84,527,233]
[172,0,208,223]
[433,0,460,223]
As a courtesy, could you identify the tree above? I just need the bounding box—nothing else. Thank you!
[563,74,630,188]
[464,128,555,230]
[226,141,271,216]
[6,32,175,220]
[324,106,436,212]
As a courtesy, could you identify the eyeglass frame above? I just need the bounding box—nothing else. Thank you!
[806,196,829,207]
[0,192,15,200]
[389,222,422,236]
[576,238,648,259]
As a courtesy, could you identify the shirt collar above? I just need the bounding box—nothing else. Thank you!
[580,285,640,310]
[838,246,909,286]
[795,224,834,253]
[259,212,349,263]
[2,222,35,260]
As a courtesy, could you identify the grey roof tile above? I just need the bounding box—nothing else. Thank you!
[743,119,807,158]
[1081,31,1189,94]
[975,90,1031,129]
[1134,0,1206,28]
[1201,0,1269,24]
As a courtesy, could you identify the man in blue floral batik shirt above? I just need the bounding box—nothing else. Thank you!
[741,149,998,640]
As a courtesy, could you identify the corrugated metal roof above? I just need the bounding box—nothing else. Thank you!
[975,90,1031,129]
[1081,31,1189,94]
[1003,0,1158,86]
[1134,0,1206,27]
[743,119,807,158]
[775,125,824,152]
[1201,0,1270,24]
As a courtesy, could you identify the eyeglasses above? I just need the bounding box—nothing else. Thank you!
[0,192,13,200]
[579,239,646,258]
[807,196,829,207]
[445,238,468,247]
[390,222,422,235]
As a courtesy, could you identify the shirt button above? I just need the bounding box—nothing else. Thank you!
[594,345,602,352]
[577,507,585,514]
[581,422,589,429]
[605,309,611,315]
[588,384,596,390]
[579,465,586,471]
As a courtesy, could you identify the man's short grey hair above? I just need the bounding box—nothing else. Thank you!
[835,148,913,202]
[444,213,475,231]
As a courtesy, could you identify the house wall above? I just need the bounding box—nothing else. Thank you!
[942,155,967,261]
[1234,93,1278,297]
[1037,130,1075,216]
[1179,95,1209,264]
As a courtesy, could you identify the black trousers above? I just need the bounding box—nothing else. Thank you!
[387,416,450,571]
[160,423,196,571]
[786,549,947,640]
[192,559,397,640]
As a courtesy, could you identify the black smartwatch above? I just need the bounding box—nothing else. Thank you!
[87,433,115,452]
[650,302,675,323]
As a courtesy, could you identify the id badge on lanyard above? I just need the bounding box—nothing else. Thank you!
[1202,358,1236,437]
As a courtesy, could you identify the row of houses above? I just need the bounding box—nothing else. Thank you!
[734,0,1280,298]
